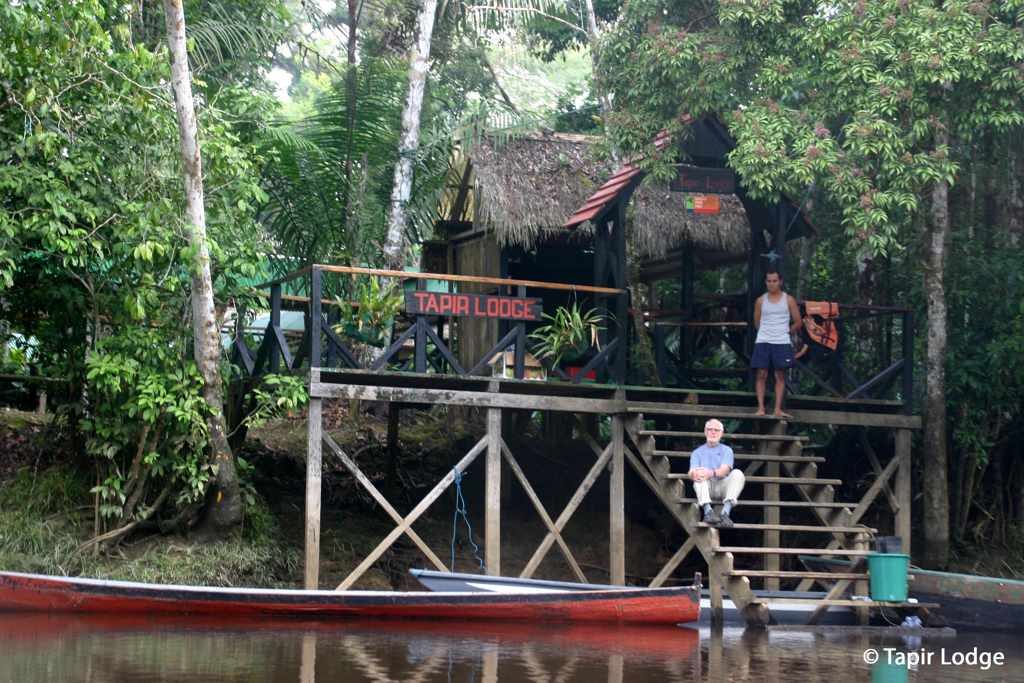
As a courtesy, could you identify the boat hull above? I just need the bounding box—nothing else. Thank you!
[409,569,855,625]
[0,572,699,625]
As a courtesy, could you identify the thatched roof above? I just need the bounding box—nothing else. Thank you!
[443,133,750,258]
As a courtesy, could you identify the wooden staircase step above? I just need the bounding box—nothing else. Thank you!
[696,522,875,533]
[665,474,843,486]
[715,547,873,556]
[724,571,869,580]
[679,498,853,508]
[654,450,825,463]
[628,405,782,420]
[639,431,810,442]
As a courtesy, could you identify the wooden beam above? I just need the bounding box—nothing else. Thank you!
[853,533,870,625]
[486,408,502,576]
[336,436,487,590]
[499,439,587,583]
[850,450,902,524]
[895,429,912,556]
[860,428,899,513]
[314,264,626,295]
[304,398,323,589]
[764,447,781,590]
[323,433,448,572]
[610,415,626,585]
[310,382,623,414]
[520,442,614,579]
[625,401,922,428]
[649,537,697,588]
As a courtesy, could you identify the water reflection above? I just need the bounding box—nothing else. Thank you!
[0,614,1019,682]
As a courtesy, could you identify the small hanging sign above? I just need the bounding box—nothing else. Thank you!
[684,194,721,215]
[672,165,736,194]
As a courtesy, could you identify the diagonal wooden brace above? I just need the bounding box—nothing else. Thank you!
[500,438,587,583]
[323,433,448,572]
[520,440,613,579]
[336,436,487,590]
[649,536,697,588]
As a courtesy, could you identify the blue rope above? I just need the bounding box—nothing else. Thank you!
[450,467,485,572]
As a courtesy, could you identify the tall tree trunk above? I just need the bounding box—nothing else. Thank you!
[343,0,361,235]
[163,0,242,534]
[921,131,951,568]
[582,0,616,141]
[383,0,438,269]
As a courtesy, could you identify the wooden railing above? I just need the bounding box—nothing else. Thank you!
[232,264,628,384]
[647,303,914,412]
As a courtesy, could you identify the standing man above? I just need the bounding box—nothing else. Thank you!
[688,419,745,528]
[752,270,802,418]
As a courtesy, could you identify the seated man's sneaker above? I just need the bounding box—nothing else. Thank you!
[717,513,734,528]
[702,508,721,525]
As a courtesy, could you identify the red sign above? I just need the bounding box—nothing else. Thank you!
[671,165,736,194]
[405,291,543,321]
[693,194,721,215]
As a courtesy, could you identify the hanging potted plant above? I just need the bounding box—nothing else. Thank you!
[529,302,606,380]
[334,278,403,364]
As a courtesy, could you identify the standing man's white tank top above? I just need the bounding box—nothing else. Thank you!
[756,292,792,345]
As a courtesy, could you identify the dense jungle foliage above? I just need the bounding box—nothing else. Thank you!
[1,0,1022,574]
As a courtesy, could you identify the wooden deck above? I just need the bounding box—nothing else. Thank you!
[301,369,923,628]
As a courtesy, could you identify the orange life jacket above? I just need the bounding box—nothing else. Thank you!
[801,301,840,351]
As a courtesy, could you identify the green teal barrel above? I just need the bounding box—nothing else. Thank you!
[868,553,910,601]
[871,659,909,683]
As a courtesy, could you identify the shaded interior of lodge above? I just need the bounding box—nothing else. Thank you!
[231,117,924,627]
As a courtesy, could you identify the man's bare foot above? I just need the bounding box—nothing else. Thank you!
[754,409,766,416]
[773,411,793,419]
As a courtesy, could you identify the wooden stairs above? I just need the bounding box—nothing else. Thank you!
[624,408,933,626]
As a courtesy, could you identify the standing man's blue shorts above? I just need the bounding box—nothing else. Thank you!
[751,343,794,369]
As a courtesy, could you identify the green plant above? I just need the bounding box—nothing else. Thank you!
[529,302,606,367]
[334,278,403,349]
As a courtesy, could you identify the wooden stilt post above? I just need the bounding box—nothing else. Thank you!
[610,414,626,585]
[709,615,724,673]
[853,531,870,625]
[764,423,783,590]
[895,429,912,557]
[709,555,724,626]
[304,394,323,589]
[486,407,501,575]
[764,458,780,590]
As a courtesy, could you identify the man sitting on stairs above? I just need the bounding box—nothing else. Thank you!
[687,418,746,528]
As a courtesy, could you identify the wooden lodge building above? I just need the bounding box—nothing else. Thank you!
[237,118,923,627]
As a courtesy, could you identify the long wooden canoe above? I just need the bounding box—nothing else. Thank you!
[0,571,699,625]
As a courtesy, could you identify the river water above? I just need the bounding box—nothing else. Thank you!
[0,615,1019,682]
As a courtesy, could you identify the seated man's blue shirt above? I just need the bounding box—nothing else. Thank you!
[690,443,734,475]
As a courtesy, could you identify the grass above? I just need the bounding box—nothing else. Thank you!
[0,464,301,587]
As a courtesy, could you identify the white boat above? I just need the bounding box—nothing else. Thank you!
[410,569,856,625]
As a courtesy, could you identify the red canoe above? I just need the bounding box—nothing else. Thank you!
[0,571,699,625]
